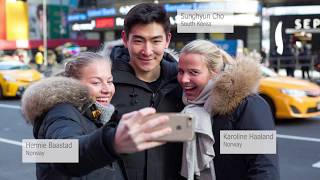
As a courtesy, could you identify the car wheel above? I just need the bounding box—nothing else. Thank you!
[260,94,276,121]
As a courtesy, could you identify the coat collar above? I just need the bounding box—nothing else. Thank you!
[209,57,262,115]
[21,77,93,125]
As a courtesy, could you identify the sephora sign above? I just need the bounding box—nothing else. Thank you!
[294,18,320,30]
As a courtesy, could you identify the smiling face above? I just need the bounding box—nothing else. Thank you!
[122,22,171,81]
[177,53,214,101]
[79,60,115,106]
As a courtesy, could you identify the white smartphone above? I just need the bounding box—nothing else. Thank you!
[142,113,195,142]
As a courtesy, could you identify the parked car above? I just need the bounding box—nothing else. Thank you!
[0,61,42,98]
[259,66,320,119]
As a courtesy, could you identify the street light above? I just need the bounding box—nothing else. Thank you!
[43,0,47,66]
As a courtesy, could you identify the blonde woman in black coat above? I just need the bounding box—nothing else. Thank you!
[21,52,172,180]
[178,40,279,180]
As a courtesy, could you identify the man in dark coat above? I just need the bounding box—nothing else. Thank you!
[109,3,184,180]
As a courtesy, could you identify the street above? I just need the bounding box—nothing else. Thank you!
[0,99,320,180]
[0,99,35,180]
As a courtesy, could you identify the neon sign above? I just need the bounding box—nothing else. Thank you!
[87,8,116,18]
[72,21,95,31]
[68,13,87,22]
[95,18,114,29]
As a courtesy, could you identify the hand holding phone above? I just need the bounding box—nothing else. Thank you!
[142,113,194,142]
[114,108,172,154]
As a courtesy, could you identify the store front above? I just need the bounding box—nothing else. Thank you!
[68,1,261,51]
[262,5,320,74]
[263,5,320,54]
[269,14,320,55]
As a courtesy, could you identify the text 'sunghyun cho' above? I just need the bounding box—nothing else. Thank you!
[180,12,225,26]
[177,10,234,33]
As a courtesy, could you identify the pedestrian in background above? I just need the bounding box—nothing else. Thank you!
[300,44,311,79]
[44,49,57,76]
[283,44,295,77]
[35,47,44,72]
[47,50,57,68]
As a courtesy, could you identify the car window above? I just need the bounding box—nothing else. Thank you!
[0,65,31,70]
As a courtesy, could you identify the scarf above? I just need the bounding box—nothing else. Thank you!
[95,103,115,124]
[180,79,216,180]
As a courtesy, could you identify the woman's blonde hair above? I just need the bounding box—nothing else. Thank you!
[61,52,112,79]
[180,40,234,73]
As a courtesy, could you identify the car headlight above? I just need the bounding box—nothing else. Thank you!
[281,89,307,97]
[3,75,16,82]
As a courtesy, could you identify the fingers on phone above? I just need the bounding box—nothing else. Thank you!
[136,141,166,151]
[145,127,172,141]
[121,107,156,123]
[134,108,156,124]
[137,107,156,116]
[121,111,138,120]
[140,115,169,132]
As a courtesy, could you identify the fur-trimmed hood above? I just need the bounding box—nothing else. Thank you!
[21,77,93,125]
[209,57,262,115]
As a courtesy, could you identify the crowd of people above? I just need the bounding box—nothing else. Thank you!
[21,3,279,180]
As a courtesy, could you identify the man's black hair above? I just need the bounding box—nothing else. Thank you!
[36,4,43,19]
[124,3,170,38]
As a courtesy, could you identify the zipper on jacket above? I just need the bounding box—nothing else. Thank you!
[150,93,156,107]
[149,77,177,108]
[129,88,138,105]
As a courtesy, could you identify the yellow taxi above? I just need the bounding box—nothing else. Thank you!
[0,61,42,98]
[259,66,320,119]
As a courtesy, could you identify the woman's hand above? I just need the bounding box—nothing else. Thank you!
[114,107,172,154]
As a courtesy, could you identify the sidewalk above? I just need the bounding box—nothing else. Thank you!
[278,69,320,80]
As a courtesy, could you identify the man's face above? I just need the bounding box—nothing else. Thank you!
[122,22,171,74]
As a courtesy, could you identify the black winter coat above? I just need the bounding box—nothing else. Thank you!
[21,77,124,180]
[207,58,280,180]
[110,46,185,180]
[212,95,280,180]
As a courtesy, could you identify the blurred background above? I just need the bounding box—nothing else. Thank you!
[0,0,320,179]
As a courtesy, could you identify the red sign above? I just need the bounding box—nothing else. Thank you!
[95,18,114,29]
[0,0,6,40]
